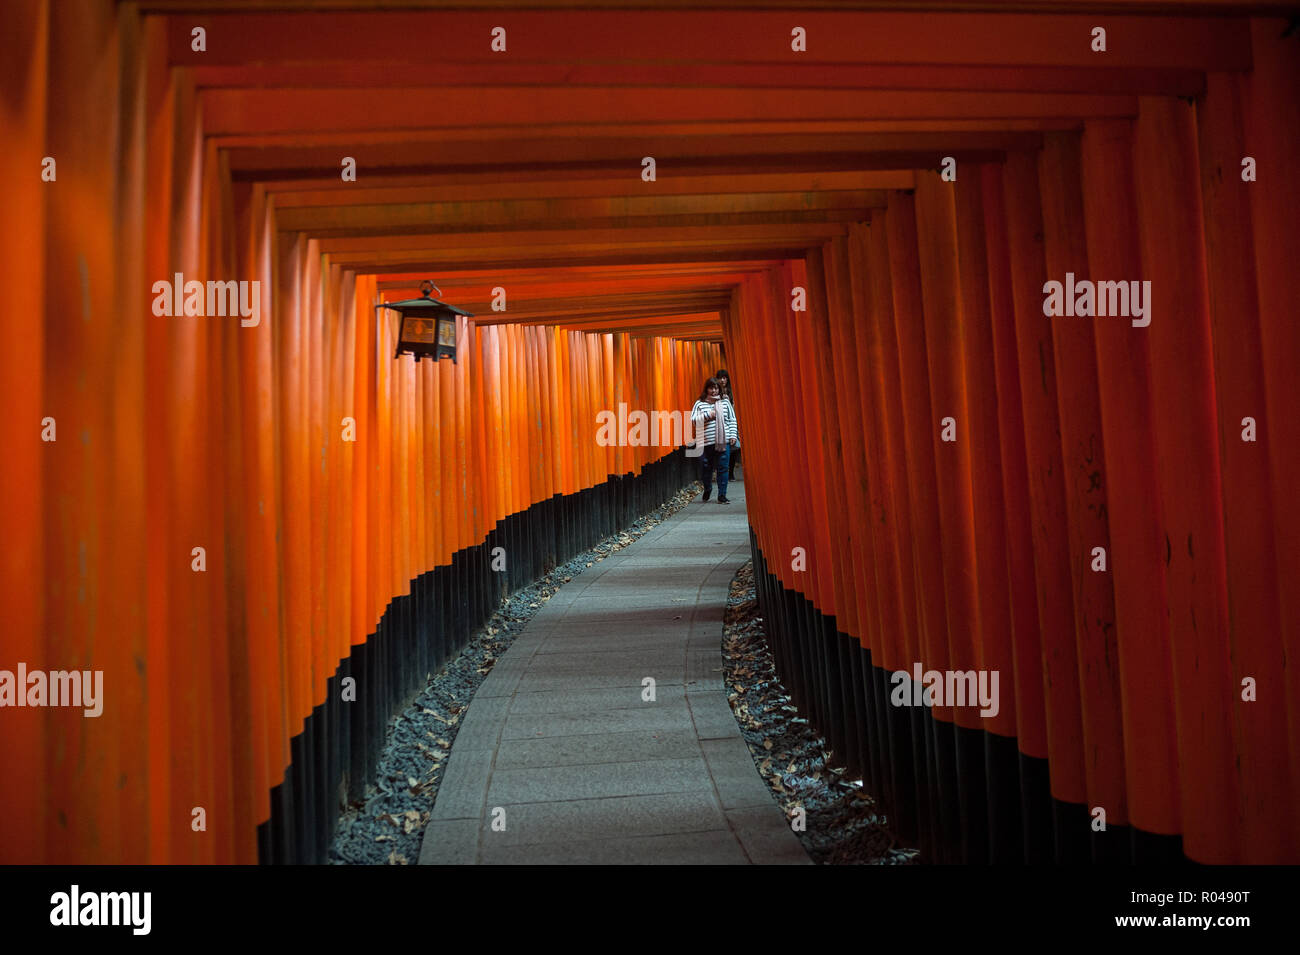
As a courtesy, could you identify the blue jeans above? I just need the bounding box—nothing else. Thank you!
[701,444,730,498]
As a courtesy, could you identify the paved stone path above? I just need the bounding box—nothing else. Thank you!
[418,476,810,864]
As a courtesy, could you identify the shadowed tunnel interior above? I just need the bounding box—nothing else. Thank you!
[1,1,1297,866]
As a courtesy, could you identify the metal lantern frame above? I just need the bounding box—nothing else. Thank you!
[376,280,473,364]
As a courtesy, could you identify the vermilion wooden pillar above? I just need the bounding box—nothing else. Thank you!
[1245,18,1300,824]
[885,190,955,861]
[202,139,236,867]
[781,258,827,730]
[1079,119,1181,856]
[863,217,920,683]
[820,238,874,782]
[287,234,315,865]
[303,242,328,742]
[806,246,861,643]
[913,172,987,864]
[220,196,256,863]
[420,307,439,569]
[788,258,836,623]
[952,168,1015,739]
[953,166,1020,863]
[760,263,811,708]
[0,0,48,864]
[756,268,792,596]
[839,230,884,659]
[1000,150,1086,862]
[885,193,950,690]
[112,7,157,863]
[852,219,920,841]
[501,324,516,516]
[759,268,792,596]
[1133,95,1239,864]
[766,265,805,603]
[610,332,623,478]
[801,249,851,764]
[1196,75,1294,862]
[978,163,1046,780]
[536,326,554,500]
[235,184,280,855]
[43,0,125,864]
[178,78,221,865]
[865,207,925,854]
[808,244,864,763]
[980,163,1041,864]
[141,45,177,864]
[455,310,471,553]
[277,232,311,767]
[585,331,601,488]
[731,276,773,580]
[437,295,457,563]
[1037,133,1126,862]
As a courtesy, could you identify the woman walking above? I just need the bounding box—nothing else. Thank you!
[715,368,740,480]
[691,376,738,503]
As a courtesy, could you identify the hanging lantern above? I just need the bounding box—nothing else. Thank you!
[376,279,472,364]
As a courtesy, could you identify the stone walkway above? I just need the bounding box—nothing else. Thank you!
[418,476,810,865]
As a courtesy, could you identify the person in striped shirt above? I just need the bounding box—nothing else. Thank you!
[715,368,740,481]
[691,376,738,504]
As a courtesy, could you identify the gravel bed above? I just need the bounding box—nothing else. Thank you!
[329,481,703,864]
[722,560,921,865]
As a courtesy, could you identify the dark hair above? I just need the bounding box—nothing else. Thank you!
[697,376,722,402]
[714,368,733,398]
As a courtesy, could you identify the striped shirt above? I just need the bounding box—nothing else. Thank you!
[691,397,738,447]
